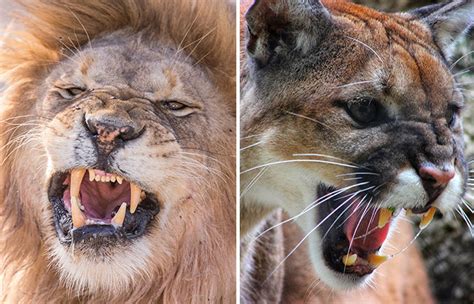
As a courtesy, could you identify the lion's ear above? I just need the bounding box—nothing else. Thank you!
[411,0,474,60]
[245,0,332,68]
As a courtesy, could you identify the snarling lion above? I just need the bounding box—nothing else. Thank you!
[0,0,235,302]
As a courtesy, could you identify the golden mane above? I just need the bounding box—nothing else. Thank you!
[0,0,235,92]
[0,0,235,302]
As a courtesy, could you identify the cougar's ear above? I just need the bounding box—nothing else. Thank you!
[245,0,332,68]
[410,0,474,60]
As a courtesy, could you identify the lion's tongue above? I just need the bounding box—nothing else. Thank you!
[343,206,390,251]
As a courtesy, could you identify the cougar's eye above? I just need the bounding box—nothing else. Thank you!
[346,98,378,125]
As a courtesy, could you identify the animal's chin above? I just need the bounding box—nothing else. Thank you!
[314,183,396,281]
[48,168,160,250]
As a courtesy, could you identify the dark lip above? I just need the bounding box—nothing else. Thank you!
[316,183,377,277]
[48,170,160,246]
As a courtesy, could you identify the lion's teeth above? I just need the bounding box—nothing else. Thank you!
[116,176,123,184]
[342,254,357,266]
[368,254,388,267]
[70,169,86,198]
[111,202,127,226]
[95,175,101,182]
[130,183,141,214]
[88,169,95,182]
[110,175,116,183]
[378,208,393,228]
[419,207,437,229]
[71,196,86,228]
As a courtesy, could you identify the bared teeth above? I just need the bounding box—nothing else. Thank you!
[70,169,86,198]
[368,253,388,267]
[378,208,393,228]
[342,254,357,266]
[88,169,95,182]
[419,207,437,229]
[111,202,127,226]
[116,176,123,184]
[71,196,86,228]
[130,183,141,214]
[110,175,116,183]
[95,175,101,182]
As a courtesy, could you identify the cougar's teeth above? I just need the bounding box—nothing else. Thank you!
[116,176,123,184]
[111,202,127,226]
[420,207,437,229]
[130,183,141,214]
[71,196,86,228]
[342,254,357,266]
[378,208,393,228]
[70,169,86,198]
[368,254,388,267]
[88,169,95,182]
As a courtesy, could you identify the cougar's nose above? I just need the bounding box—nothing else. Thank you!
[85,110,144,153]
[418,163,455,202]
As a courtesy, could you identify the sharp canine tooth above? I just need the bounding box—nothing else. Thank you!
[368,254,388,267]
[70,169,86,198]
[378,208,393,228]
[112,202,127,226]
[71,196,86,228]
[130,183,141,214]
[342,254,357,266]
[420,207,437,229]
[88,169,95,182]
[116,176,123,184]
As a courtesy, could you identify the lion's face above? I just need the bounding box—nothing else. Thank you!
[31,32,230,291]
[242,0,470,290]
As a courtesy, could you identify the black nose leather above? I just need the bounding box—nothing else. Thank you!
[418,163,455,203]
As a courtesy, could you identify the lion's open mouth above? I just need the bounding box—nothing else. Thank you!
[316,184,435,277]
[48,168,160,244]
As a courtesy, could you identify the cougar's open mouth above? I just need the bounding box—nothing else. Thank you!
[48,168,160,245]
[316,184,435,277]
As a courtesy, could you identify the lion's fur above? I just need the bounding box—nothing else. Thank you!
[0,0,235,302]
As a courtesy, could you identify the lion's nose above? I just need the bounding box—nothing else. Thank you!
[418,163,455,202]
[85,111,144,153]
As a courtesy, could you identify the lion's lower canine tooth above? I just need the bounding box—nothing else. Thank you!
[116,176,123,184]
[88,169,95,182]
[420,207,437,229]
[112,202,127,226]
[130,183,141,214]
[378,208,393,228]
[71,196,86,228]
[342,254,357,266]
[368,254,388,267]
[70,169,86,197]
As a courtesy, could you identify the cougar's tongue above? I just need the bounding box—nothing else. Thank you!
[343,204,391,252]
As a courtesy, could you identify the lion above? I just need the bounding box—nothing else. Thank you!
[0,0,235,302]
[240,0,472,302]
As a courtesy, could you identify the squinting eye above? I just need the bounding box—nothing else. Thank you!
[162,100,187,111]
[447,106,459,128]
[56,86,85,99]
[346,98,378,125]
[66,88,85,96]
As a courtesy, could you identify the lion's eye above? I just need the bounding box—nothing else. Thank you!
[57,87,85,99]
[163,100,187,111]
[346,98,378,125]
